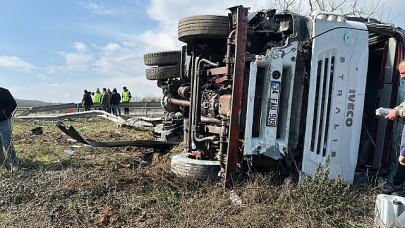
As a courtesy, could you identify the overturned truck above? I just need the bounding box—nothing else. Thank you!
[144,5,405,184]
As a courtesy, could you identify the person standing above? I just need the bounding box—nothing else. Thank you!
[0,87,18,171]
[110,88,121,116]
[92,88,102,110]
[383,60,405,193]
[81,90,93,111]
[122,86,132,115]
[107,88,113,113]
[100,88,111,112]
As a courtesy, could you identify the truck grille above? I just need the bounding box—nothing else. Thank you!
[310,55,335,156]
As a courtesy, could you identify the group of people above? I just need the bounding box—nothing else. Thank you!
[0,85,132,172]
[81,86,132,116]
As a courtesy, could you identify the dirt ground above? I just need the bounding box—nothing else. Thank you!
[3,117,180,227]
[0,117,377,227]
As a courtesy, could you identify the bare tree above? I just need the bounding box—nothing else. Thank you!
[308,0,388,18]
[274,0,303,13]
[140,95,161,102]
[262,0,393,21]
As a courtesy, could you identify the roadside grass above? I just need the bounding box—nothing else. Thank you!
[0,117,378,227]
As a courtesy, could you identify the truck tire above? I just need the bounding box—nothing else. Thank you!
[145,65,180,80]
[171,153,221,180]
[144,50,181,66]
[178,15,229,43]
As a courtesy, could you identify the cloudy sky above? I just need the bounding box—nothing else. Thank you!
[1,0,404,103]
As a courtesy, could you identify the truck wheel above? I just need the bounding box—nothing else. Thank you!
[171,153,220,180]
[178,15,229,43]
[145,65,180,80]
[144,50,181,66]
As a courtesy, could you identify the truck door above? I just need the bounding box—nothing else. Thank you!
[301,12,369,183]
[371,37,401,169]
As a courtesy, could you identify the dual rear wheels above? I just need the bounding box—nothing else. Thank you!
[144,51,181,80]
[144,15,229,81]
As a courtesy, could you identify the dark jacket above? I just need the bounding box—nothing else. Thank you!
[110,92,121,105]
[82,93,93,106]
[0,87,17,122]
[101,92,111,106]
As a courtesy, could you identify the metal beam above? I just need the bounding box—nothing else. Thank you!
[225,6,248,187]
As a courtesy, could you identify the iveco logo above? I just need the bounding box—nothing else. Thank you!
[343,31,355,46]
[346,90,356,127]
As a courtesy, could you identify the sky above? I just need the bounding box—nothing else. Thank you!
[0,0,404,103]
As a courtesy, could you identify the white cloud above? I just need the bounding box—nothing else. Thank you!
[63,52,93,70]
[103,43,120,52]
[37,73,49,80]
[139,30,179,51]
[0,56,35,72]
[78,2,114,16]
[139,0,272,52]
[94,42,144,77]
[73,42,88,52]
[47,42,94,73]
[11,83,76,103]
[69,1,275,85]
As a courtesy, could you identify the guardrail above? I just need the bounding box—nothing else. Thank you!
[15,101,163,117]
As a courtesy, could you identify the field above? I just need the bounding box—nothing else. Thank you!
[0,117,379,227]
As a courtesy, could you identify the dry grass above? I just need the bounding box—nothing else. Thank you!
[0,117,378,227]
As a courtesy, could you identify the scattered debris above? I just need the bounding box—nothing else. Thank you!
[125,117,162,127]
[56,121,178,149]
[17,110,163,129]
[66,138,77,143]
[31,127,43,135]
[70,145,82,149]
[64,148,76,155]
[139,160,149,167]
[229,190,242,205]
[18,110,126,124]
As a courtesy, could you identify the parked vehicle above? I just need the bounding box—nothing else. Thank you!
[144,5,405,184]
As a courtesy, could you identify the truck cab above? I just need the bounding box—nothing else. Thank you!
[144,6,405,184]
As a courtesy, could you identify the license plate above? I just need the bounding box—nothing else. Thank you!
[267,81,280,127]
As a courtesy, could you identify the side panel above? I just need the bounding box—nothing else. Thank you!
[301,15,369,183]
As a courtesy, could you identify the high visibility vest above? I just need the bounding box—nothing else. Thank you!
[122,91,131,102]
[93,92,102,103]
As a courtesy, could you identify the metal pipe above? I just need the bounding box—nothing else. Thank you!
[168,98,191,107]
[186,49,197,152]
[190,58,220,144]
[199,58,220,68]
[226,30,236,77]
[193,134,217,142]
[190,55,200,146]
[217,119,227,162]
[200,116,221,125]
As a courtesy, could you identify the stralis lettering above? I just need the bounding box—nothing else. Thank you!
[346,90,356,127]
